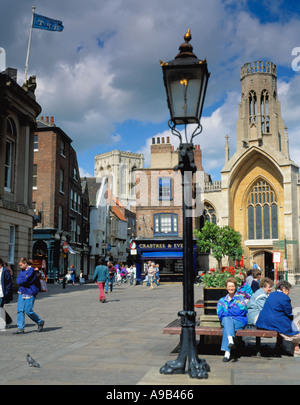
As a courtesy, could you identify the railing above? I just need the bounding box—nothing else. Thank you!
[204,181,221,192]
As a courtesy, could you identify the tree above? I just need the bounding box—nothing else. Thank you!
[194,221,243,269]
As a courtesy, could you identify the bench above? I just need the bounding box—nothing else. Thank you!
[163,319,282,356]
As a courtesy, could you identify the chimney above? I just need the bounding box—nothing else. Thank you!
[193,145,204,171]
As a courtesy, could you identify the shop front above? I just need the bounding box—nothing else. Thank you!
[133,238,197,283]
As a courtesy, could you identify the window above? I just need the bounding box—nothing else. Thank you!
[154,213,178,236]
[158,177,173,200]
[249,91,257,124]
[203,202,217,224]
[34,135,38,151]
[59,169,64,193]
[5,119,16,193]
[8,225,15,263]
[73,167,78,181]
[60,139,65,156]
[261,90,270,134]
[70,189,74,209]
[77,195,81,213]
[74,192,77,211]
[33,164,37,188]
[70,219,76,242]
[247,179,278,239]
[58,205,63,230]
[5,140,12,191]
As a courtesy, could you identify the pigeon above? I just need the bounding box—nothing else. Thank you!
[26,353,40,368]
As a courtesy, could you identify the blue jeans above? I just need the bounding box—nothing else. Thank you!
[221,317,245,352]
[17,294,43,331]
[106,277,114,292]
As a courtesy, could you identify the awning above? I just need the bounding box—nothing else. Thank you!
[142,252,183,260]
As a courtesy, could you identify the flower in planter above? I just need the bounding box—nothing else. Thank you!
[199,267,246,288]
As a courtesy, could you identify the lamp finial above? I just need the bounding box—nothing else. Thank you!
[184,29,191,43]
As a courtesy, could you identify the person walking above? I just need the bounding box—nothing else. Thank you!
[154,263,160,286]
[0,258,13,329]
[148,262,157,289]
[69,264,76,285]
[93,258,109,303]
[15,257,44,334]
[105,261,116,293]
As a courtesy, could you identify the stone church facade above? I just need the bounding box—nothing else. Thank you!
[94,149,144,208]
[205,61,300,284]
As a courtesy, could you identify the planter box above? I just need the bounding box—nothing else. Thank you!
[203,287,227,315]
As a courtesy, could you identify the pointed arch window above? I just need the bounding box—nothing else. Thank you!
[247,179,278,240]
[261,90,270,134]
[249,91,257,124]
[203,202,217,224]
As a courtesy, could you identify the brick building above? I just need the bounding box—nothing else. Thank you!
[133,136,207,282]
[32,116,90,280]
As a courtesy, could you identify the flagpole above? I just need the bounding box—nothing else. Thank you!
[24,6,36,84]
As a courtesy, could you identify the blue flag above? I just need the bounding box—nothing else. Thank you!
[32,13,64,32]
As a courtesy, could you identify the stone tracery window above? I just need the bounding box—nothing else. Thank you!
[261,89,270,134]
[249,90,257,124]
[203,202,217,224]
[247,179,278,240]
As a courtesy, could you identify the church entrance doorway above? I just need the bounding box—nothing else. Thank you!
[253,251,274,280]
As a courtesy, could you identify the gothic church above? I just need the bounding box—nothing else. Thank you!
[204,61,300,284]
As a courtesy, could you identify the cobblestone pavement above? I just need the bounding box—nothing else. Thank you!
[1,281,300,386]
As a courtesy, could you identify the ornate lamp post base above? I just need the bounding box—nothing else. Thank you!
[160,311,210,379]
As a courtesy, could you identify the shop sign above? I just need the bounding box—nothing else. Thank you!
[137,243,183,249]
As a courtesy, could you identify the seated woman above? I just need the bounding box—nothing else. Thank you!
[237,273,253,303]
[251,269,262,293]
[256,280,300,357]
[217,277,248,362]
[247,277,274,326]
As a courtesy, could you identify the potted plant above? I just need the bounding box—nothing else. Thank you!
[200,267,245,315]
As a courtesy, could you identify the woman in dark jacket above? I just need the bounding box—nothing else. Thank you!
[256,280,300,357]
[0,258,13,327]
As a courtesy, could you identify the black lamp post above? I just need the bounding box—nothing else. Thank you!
[159,30,210,379]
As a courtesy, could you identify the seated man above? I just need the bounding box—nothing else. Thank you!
[247,277,274,326]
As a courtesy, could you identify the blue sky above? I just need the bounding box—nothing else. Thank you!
[2,0,300,181]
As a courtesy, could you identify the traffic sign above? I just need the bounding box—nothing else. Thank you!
[130,241,136,250]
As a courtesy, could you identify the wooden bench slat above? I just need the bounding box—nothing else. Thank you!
[163,319,278,338]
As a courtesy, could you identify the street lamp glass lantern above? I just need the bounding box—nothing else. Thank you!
[161,30,210,127]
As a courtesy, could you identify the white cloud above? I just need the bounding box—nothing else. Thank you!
[79,167,93,178]
[2,0,300,177]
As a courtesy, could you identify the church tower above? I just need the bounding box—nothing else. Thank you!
[236,61,289,158]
